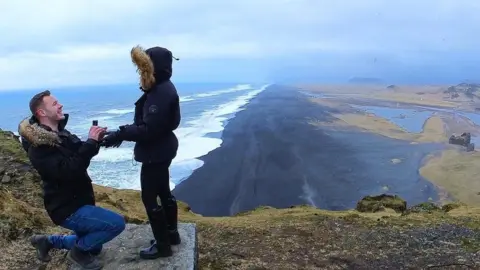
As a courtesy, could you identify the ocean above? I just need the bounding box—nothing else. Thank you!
[0,83,269,190]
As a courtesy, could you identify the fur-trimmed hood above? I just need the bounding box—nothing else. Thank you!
[131,45,176,91]
[18,114,69,151]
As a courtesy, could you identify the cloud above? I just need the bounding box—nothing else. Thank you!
[1,0,480,89]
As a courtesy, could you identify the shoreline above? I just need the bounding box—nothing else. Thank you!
[418,149,457,203]
[173,85,442,216]
[170,84,270,187]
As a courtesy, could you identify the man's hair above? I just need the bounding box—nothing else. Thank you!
[29,90,51,116]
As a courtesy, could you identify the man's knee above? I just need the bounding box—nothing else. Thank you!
[96,207,126,236]
[110,213,126,235]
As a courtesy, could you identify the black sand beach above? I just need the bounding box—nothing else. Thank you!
[172,85,443,216]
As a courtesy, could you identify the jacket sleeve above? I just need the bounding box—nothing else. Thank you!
[119,91,178,142]
[28,139,100,180]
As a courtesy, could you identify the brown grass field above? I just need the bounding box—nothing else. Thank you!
[297,84,472,108]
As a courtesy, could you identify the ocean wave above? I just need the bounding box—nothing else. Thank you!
[168,84,269,184]
[95,84,254,117]
[195,84,252,98]
[89,84,270,190]
[103,109,134,115]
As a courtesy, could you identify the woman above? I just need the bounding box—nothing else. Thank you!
[102,45,181,259]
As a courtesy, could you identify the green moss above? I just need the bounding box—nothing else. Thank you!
[235,206,276,216]
[442,202,466,212]
[0,188,51,240]
[0,131,29,164]
[403,202,442,215]
[463,218,480,230]
[413,202,440,211]
[461,237,480,252]
[356,194,407,213]
[289,204,311,209]
[340,213,362,223]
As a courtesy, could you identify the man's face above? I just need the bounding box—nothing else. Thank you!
[37,95,64,121]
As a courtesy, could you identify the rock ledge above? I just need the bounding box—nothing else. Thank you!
[70,223,198,270]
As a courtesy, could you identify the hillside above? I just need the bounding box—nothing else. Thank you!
[1,129,480,269]
[444,83,480,100]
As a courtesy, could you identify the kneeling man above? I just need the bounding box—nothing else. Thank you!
[19,90,125,270]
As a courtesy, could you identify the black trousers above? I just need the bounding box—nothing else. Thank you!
[140,160,174,211]
[140,160,178,244]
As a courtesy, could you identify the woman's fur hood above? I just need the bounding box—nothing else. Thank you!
[131,45,175,91]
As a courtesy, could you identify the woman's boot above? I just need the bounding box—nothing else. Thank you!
[164,196,181,245]
[140,206,172,259]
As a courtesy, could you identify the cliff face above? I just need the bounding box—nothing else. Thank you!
[2,129,480,269]
[0,130,50,239]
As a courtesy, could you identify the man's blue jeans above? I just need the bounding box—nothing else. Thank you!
[47,205,126,252]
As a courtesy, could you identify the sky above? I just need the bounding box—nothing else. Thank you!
[1,0,480,90]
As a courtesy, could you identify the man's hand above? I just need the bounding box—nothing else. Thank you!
[100,130,123,148]
[88,126,107,142]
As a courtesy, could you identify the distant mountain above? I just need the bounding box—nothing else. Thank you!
[348,77,383,84]
[444,82,480,99]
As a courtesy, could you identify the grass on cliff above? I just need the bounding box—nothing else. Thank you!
[0,131,29,163]
[0,187,51,240]
[5,175,480,269]
[181,202,480,269]
[82,189,480,269]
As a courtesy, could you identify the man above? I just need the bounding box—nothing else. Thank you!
[101,45,181,259]
[18,90,126,270]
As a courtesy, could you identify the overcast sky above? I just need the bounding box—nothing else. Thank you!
[1,0,480,90]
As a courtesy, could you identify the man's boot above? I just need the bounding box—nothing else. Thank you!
[67,245,103,270]
[140,206,173,259]
[89,245,103,256]
[30,235,53,262]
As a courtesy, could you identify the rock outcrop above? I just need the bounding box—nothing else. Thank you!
[69,223,198,270]
[449,132,475,151]
[356,194,407,213]
[444,82,480,99]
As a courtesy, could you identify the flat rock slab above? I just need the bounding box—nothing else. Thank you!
[69,223,198,270]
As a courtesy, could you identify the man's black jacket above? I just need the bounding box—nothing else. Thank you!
[18,114,99,225]
[118,46,181,163]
